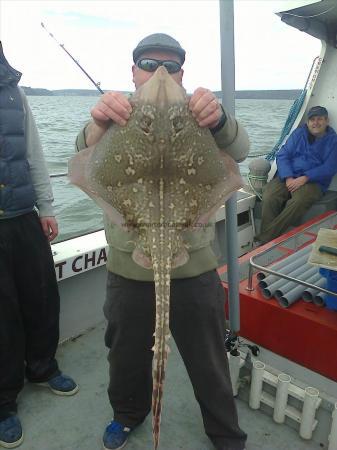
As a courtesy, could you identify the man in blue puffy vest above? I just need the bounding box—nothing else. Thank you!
[0,42,78,448]
[256,106,337,244]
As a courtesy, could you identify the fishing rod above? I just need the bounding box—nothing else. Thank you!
[41,22,104,94]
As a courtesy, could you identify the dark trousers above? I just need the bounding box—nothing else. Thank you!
[256,176,323,243]
[0,212,60,420]
[104,270,247,450]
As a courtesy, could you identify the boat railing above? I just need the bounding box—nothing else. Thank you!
[247,212,337,298]
[49,172,105,244]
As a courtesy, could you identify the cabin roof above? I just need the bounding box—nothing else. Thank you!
[277,0,337,45]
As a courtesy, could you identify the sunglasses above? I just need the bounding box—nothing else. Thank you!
[136,58,182,74]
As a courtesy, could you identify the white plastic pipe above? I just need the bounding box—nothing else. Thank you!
[328,402,337,450]
[228,351,242,397]
[303,277,326,302]
[274,270,313,301]
[313,292,326,307]
[275,266,318,298]
[300,272,322,298]
[302,293,313,302]
[277,270,320,307]
[256,245,312,281]
[299,387,320,439]
[258,253,311,287]
[260,263,311,298]
[259,256,311,288]
[273,373,291,424]
[249,361,265,410]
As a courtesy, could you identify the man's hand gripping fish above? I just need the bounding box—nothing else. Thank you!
[68,66,243,449]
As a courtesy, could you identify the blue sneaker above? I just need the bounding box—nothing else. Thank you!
[35,373,79,396]
[103,421,131,450]
[0,416,23,448]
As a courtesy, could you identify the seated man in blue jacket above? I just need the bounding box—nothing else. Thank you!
[256,106,337,244]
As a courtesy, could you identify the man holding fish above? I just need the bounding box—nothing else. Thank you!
[74,33,249,450]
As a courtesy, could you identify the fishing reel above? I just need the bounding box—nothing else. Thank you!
[224,329,260,357]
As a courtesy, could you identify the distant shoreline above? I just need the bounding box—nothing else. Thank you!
[20,86,301,100]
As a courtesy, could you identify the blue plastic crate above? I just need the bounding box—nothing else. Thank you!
[319,268,337,311]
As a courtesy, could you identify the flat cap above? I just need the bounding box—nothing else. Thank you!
[133,33,186,64]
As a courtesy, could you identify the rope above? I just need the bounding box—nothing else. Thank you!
[247,174,268,200]
[265,88,307,161]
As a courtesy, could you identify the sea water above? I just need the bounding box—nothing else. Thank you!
[28,96,293,242]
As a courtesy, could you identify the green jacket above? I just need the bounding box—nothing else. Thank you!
[75,108,249,281]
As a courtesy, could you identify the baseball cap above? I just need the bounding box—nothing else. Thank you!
[307,106,328,119]
[133,33,186,65]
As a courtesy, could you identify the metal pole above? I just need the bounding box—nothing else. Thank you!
[219,0,240,331]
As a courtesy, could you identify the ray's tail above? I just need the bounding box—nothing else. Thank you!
[149,226,174,450]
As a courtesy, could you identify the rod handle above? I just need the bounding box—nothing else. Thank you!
[319,246,337,257]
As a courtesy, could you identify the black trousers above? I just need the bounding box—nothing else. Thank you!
[0,212,60,420]
[104,270,247,450]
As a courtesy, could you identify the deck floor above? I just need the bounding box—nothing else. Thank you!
[17,323,323,450]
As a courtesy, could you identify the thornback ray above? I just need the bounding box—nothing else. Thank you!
[68,66,243,449]
[68,146,125,227]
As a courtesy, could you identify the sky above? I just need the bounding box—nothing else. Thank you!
[0,0,322,92]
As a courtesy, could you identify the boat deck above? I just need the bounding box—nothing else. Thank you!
[18,323,322,450]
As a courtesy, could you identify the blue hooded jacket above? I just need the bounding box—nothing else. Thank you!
[276,124,337,192]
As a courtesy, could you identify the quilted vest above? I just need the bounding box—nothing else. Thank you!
[0,47,36,219]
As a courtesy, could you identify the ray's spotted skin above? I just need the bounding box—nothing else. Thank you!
[69,66,242,449]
